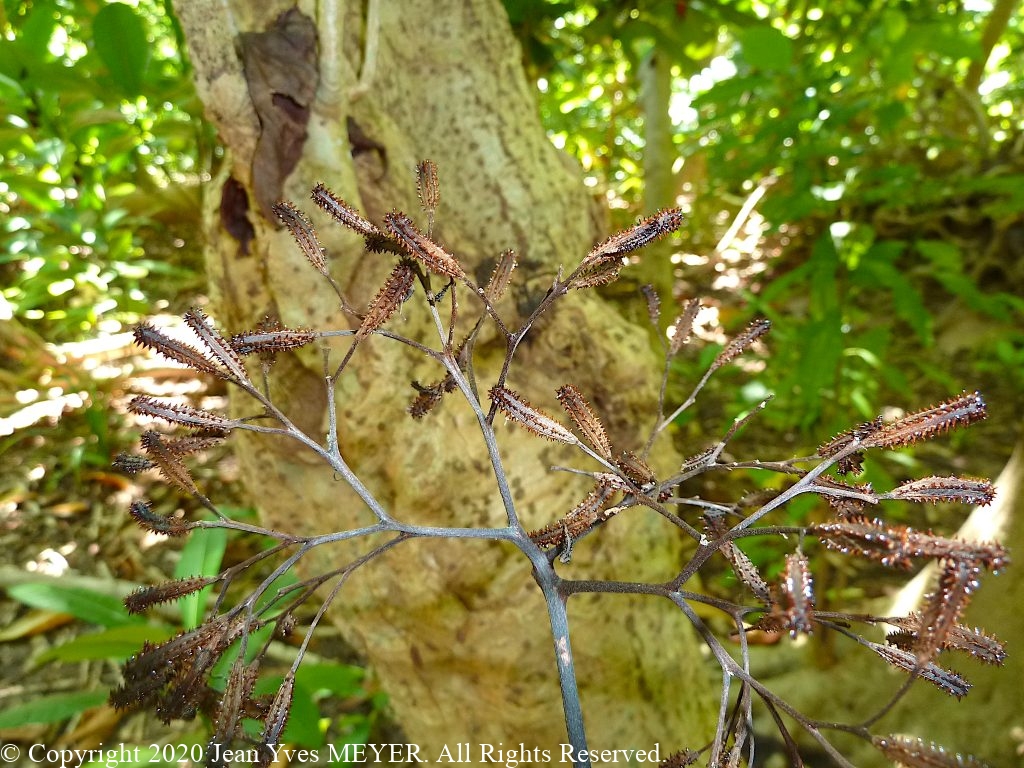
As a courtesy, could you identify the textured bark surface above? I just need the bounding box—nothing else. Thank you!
[174,0,716,755]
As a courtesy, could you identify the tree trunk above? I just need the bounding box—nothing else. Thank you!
[174,0,716,755]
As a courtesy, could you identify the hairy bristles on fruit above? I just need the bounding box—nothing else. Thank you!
[230,327,318,356]
[871,735,987,768]
[383,211,466,280]
[571,260,625,289]
[885,614,1006,666]
[128,396,236,433]
[489,386,577,444]
[114,452,154,474]
[817,417,884,458]
[164,434,227,457]
[358,263,416,339]
[483,249,517,302]
[213,661,259,748]
[865,642,971,698]
[616,450,656,486]
[709,318,771,372]
[124,576,219,614]
[640,284,661,325]
[272,200,328,275]
[865,391,987,450]
[183,308,250,383]
[581,207,684,266]
[704,514,771,603]
[659,748,700,767]
[816,515,1009,572]
[133,323,222,378]
[127,500,189,536]
[668,298,701,355]
[556,384,613,459]
[140,431,199,497]
[914,560,982,662]
[258,672,295,753]
[886,476,995,506]
[310,183,381,237]
[416,160,440,213]
[528,482,618,549]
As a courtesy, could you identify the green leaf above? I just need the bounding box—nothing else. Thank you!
[174,526,228,628]
[0,690,108,727]
[295,662,366,698]
[92,3,151,97]
[36,624,177,663]
[738,26,793,72]
[6,583,141,628]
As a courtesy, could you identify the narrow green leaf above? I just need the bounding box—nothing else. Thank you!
[174,526,227,629]
[0,690,108,727]
[6,583,141,628]
[36,624,177,663]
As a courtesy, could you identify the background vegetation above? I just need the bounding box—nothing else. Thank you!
[2,0,1021,761]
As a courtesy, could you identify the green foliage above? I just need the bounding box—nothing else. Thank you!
[6,581,146,627]
[510,0,1024,434]
[3,538,378,750]
[0,690,109,727]
[174,524,228,629]
[0,0,212,341]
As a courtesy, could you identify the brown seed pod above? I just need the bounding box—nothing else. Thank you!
[871,735,987,768]
[133,323,222,378]
[140,431,200,497]
[582,207,684,266]
[383,210,465,279]
[128,396,236,433]
[887,476,995,506]
[866,642,972,698]
[124,576,218,614]
[865,392,987,451]
[778,552,815,637]
[914,560,982,663]
[490,386,577,445]
[556,384,613,460]
[183,308,250,383]
[127,500,189,537]
[483,249,517,302]
[358,262,416,339]
[416,159,440,214]
[310,183,381,237]
[709,318,771,373]
[273,200,328,275]
[668,298,701,355]
[885,614,1006,666]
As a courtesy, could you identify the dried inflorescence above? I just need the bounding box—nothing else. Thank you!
[115,163,1005,768]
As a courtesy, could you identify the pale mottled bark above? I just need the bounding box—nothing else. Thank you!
[174,0,716,755]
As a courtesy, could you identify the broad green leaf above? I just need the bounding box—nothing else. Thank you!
[738,26,793,72]
[35,623,177,663]
[174,526,228,628]
[93,3,151,97]
[295,662,366,697]
[6,583,140,628]
[0,690,108,727]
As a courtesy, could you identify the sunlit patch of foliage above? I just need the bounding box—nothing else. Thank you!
[1,0,216,341]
